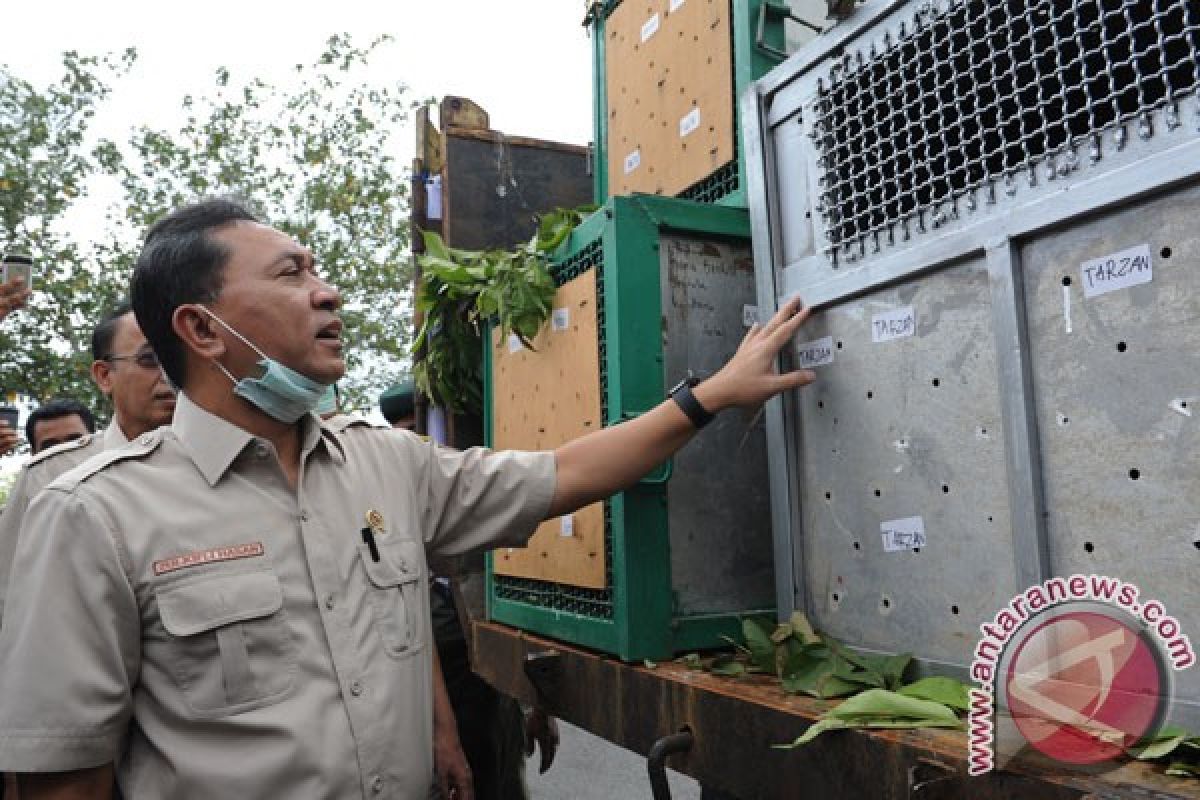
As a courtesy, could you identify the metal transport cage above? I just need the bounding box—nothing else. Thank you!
[743,0,1200,727]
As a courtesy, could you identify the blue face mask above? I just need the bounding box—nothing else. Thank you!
[315,384,339,416]
[203,308,331,424]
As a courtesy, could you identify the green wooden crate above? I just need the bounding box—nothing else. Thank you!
[485,195,776,661]
[587,0,809,207]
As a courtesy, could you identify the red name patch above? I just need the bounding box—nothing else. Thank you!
[152,542,265,576]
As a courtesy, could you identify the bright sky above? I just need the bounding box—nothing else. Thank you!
[4,0,594,146]
[1,0,594,473]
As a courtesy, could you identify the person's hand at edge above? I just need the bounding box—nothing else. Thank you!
[692,295,816,414]
[524,707,559,774]
[0,276,30,322]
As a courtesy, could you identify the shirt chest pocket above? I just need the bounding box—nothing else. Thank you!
[155,571,296,717]
[358,538,425,659]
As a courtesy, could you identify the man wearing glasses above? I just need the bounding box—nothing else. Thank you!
[0,301,176,623]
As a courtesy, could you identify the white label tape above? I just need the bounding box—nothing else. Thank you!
[679,107,701,138]
[871,305,916,343]
[641,13,660,42]
[552,307,570,332]
[1081,243,1153,298]
[623,149,641,175]
[881,516,926,552]
[560,515,574,537]
[670,0,686,11]
[742,304,758,327]
[795,336,834,369]
[507,333,523,354]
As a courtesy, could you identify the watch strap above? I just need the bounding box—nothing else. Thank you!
[671,382,714,430]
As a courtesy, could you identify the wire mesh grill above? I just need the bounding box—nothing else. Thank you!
[679,160,740,204]
[812,0,1200,251]
[494,238,616,618]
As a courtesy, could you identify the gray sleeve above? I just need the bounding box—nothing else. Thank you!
[0,488,139,771]
[415,440,557,558]
[0,466,37,624]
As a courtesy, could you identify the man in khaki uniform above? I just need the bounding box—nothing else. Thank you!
[0,198,814,799]
[0,301,176,622]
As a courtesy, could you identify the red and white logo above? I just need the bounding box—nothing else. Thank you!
[1001,608,1169,765]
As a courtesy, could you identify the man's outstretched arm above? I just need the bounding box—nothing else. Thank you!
[547,296,814,518]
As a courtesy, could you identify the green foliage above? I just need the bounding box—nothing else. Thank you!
[412,207,592,413]
[896,676,970,712]
[775,689,963,749]
[0,469,18,507]
[1127,725,1200,781]
[0,49,137,416]
[1,35,416,414]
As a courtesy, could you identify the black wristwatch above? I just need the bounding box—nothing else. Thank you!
[668,371,715,430]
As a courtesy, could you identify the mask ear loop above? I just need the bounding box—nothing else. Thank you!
[200,306,268,384]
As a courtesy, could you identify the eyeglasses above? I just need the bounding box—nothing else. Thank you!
[104,349,161,370]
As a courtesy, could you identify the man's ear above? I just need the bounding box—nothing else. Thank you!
[90,359,115,396]
[173,305,227,362]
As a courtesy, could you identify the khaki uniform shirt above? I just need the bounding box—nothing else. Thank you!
[0,422,128,621]
[0,394,555,799]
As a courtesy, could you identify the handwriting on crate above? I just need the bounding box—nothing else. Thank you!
[1081,243,1152,299]
[881,516,926,552]
[795,336,834,368]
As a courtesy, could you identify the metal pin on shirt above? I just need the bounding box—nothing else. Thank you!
[361,510,384,562]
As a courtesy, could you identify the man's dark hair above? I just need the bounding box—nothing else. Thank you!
[91,300,134,362]
[25,399,96,452]
[131,197,260,388]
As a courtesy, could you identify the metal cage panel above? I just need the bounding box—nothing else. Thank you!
[744,0,1200,727]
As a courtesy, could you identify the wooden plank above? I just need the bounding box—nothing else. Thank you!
[443,126,590,155]
[473,620,1200,800]
[605,0,735,197]
[491,270,607,588]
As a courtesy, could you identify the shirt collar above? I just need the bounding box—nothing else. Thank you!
[172,392,346,486]
[102,421,130,449]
